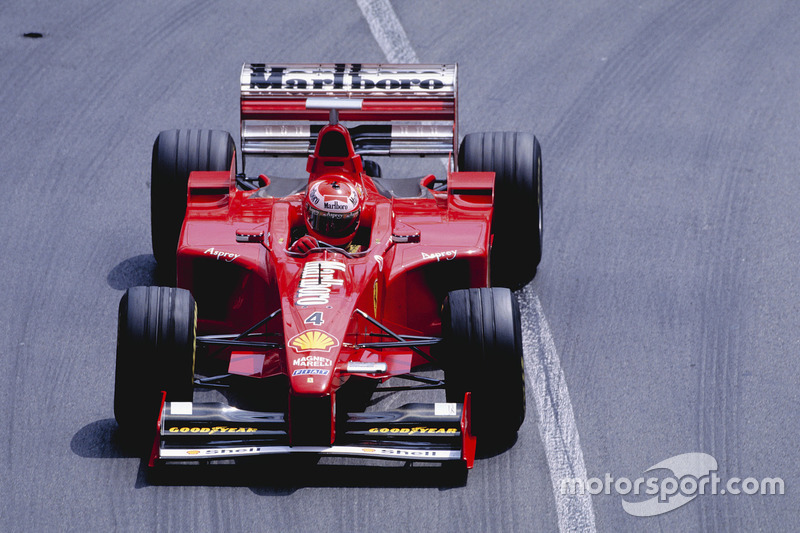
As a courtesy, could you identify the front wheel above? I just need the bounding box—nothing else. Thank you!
[441,287,526,446]
[114,286,197,438]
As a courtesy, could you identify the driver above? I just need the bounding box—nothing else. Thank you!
[290,176,363,254]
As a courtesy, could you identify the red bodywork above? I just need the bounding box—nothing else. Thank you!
[157,64,492,467]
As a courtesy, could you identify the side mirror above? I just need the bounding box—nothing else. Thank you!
[391,222,420,243]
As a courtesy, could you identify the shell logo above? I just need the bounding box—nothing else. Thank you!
[289,330,339,353]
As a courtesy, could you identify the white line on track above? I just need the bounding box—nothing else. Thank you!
[356,0,418,63]
[356,2,596,531]
[520,288,597,532]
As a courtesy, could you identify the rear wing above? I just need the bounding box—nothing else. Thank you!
[240,63,457,169]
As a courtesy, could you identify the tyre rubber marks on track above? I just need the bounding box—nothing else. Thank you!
[356,2,596,531]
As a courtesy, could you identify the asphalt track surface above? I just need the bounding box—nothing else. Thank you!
[1,1,799,531]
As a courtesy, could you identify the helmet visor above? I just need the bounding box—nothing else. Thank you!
[305,204,360,239]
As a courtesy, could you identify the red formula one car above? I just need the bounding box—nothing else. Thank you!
[114,64,542,471]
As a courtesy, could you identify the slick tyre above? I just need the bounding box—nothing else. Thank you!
[459,132,542,289]
[114,286,197,439]
[442,288,525,445]
[151,129,235,279]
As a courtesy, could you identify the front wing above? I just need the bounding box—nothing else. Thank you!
[151,393,476,468]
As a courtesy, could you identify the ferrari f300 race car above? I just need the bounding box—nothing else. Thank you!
[114,64,543,471]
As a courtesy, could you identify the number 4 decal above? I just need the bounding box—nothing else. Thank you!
[304,312,324,325]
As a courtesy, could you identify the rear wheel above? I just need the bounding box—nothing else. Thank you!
[114,286,197,438]
[151,129,235,279]
[459,131,542,289]
[442,288,525,446]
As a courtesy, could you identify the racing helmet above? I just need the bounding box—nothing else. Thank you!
[303,177,361,246]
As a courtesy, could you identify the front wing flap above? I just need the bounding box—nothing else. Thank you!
[154,396,475,467]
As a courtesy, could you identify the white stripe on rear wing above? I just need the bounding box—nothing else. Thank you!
[239,63,457,162]
[241,123,454,157]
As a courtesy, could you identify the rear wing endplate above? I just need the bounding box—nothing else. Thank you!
[240,63,457,165]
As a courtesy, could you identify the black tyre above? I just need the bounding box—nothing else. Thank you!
[114,286,197,437]
[459,132,542,289]
[442,288,525,444]
[151,129,235,277]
